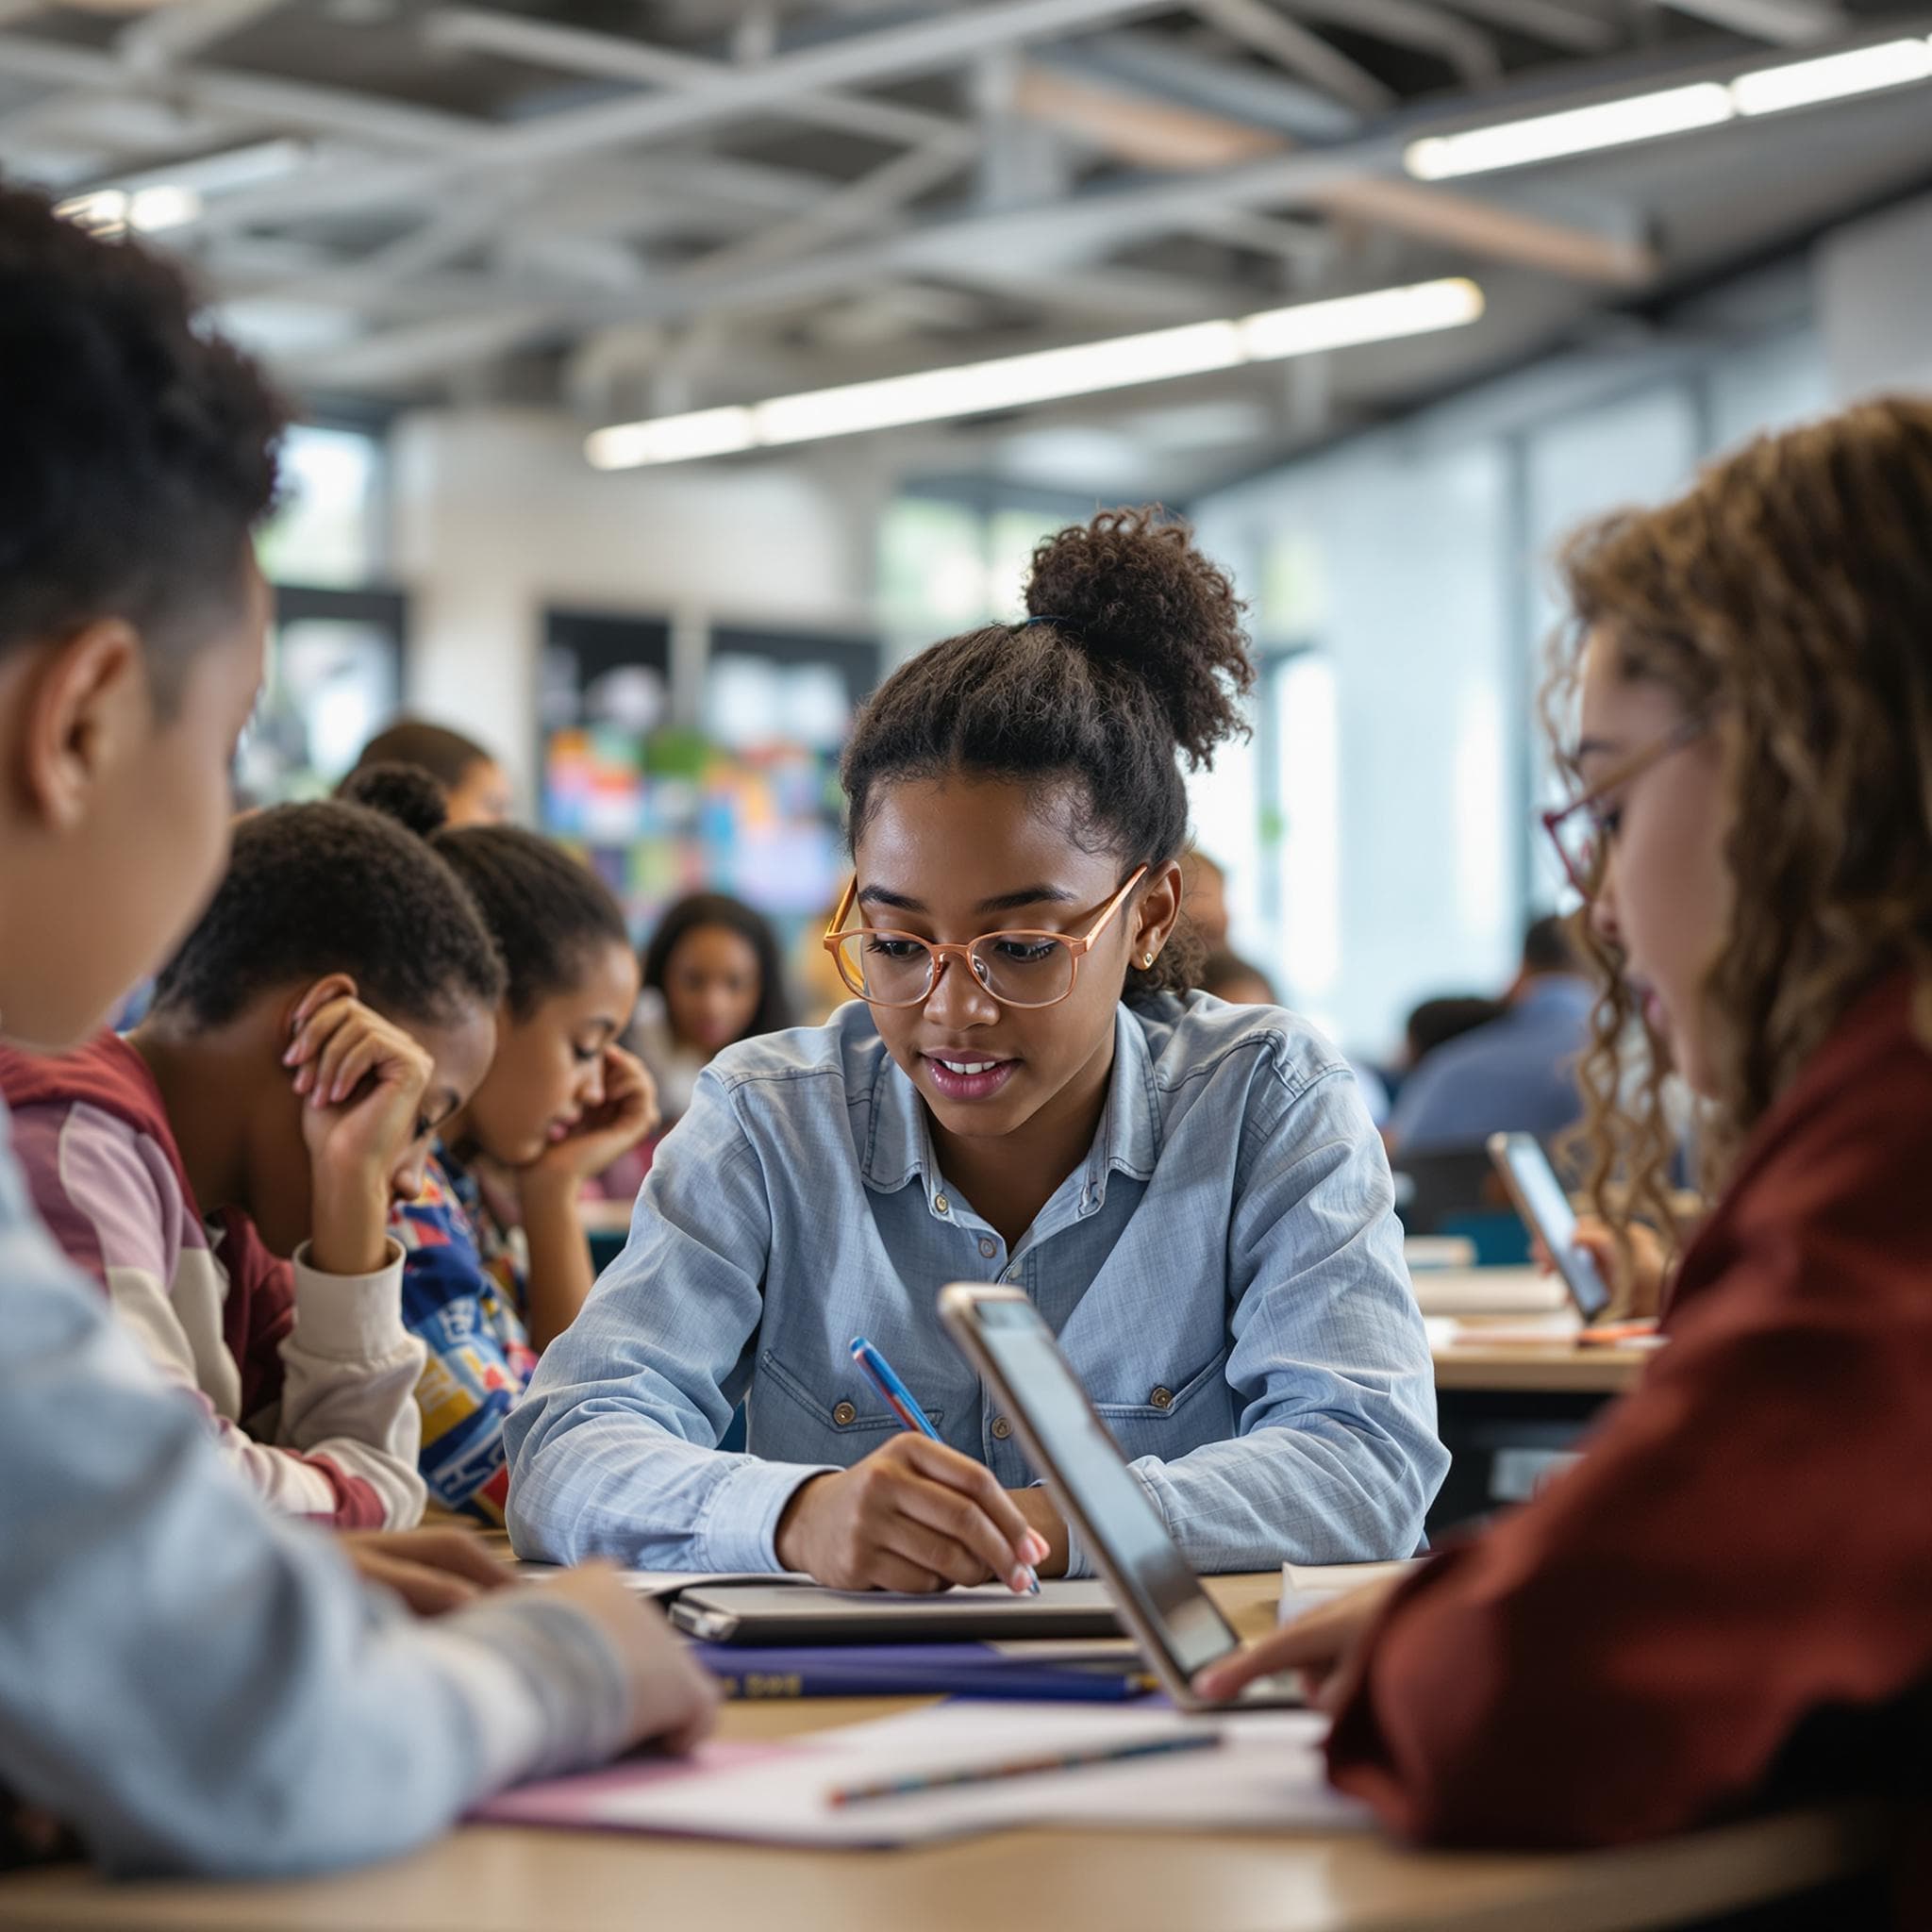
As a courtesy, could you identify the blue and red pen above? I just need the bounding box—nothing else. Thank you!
[848,1336,1041,1594]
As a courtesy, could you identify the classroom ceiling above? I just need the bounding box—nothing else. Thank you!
[4,0,1932,495]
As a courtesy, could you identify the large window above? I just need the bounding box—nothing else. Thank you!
[878,487,1095,641]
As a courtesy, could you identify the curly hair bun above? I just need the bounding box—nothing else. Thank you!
[1023,507,1254,770]
[339,760,449,839]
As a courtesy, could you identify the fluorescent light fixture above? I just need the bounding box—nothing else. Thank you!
[1730,37,1932,115]
[1406,83,1733,179]
[1407,34,1932,181]
[587,277,1484,469]
[54,183,205,235]
[754,321,1242,447]
[587,407,757,469]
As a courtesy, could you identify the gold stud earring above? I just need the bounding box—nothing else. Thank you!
[1142,953,1155,967]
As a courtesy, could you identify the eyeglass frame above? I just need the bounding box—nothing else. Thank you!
[1541,711,1709,901]
[821,865,1151,1010]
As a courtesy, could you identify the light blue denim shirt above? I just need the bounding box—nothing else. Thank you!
[506,993,1447,1576]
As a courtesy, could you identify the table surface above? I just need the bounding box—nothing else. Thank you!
[0,1575,1890,1932]
[1430,1312,1655,1393]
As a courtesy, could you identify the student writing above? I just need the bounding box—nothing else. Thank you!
[508,508,1446,1586]
[1201,400,1932,1907]
[0,184,713,1876]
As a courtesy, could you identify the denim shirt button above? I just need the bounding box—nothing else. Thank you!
[1148,1386,1174,1411]
[977,1237,997,1258]
[991,1417,1012,1441]
[933,1194,951,1216]
[832,1401,858,1426]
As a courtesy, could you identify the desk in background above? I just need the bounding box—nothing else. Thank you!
[1427,1309,1650,1532]
[0,1574,1892,1932]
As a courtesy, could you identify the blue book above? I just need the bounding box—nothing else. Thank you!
[691,1641,1158,1703]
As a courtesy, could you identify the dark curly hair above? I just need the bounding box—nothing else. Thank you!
[150,766,505,1030]
[841,507,1255,998]
[643,893,794,1041]
[339,762,630,1019]
[346,718,497,797]
[0,185,284,701]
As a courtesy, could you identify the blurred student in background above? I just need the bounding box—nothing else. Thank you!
[1380,994,1507,1108]
[347,717,514,827]
[0,183,712,1879]
[1387,914,1592,1155]
[1200,949,1277,1006]
[361,766,658,1523]
[631,892,794,1129]
[1202,400,1932,1907]
[1179,846,1230,952]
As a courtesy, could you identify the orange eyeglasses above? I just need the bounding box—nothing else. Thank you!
[822,867,1148,1010]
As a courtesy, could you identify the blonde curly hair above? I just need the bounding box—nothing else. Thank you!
[1542,395,1932,1280]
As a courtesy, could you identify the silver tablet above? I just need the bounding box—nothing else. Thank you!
[939,1284,1300,1713]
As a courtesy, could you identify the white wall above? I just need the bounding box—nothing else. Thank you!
[1192,431,1517,1054]
[390,408,886,792]
[1817,191,1932,400]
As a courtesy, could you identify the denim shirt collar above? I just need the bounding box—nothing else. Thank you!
[861,1004,1162,1220]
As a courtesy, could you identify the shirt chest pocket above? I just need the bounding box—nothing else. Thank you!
[1088,1346,1230,1455]
[753,1345,944,1459]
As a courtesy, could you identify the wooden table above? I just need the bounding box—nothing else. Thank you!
[0,1576,1891,1932]
[1426,1314,1653,1531]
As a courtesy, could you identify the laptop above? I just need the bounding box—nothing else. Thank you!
[938,1283,1301,1712]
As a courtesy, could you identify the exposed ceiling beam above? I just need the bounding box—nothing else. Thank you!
[1057,25,1363,139]
[1189,0,1396,115]
[1276,0,1503,86]
[1654,0,1845,43]
[115,0,284,74]
[422,8,976,153]
[285,307,558,390]
[1446,0,1620,52]
[688,136,972,276]
[1012,63,1289,168]
[0,30,487,155]
[1311,175,1657,283]
[438,0,1185,170]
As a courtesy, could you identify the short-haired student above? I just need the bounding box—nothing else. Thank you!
[508,510,1446,1589]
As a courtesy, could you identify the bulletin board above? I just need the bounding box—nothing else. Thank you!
[538,607,880,949]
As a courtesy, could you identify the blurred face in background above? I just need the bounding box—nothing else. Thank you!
[662,924,763,1056]
[1180,851,1228,952]
[443,756,515,827]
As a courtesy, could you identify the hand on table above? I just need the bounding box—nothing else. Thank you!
[544,1566,721,1756]
[341,1526,517,1616]
[1191,1574,1405,1715]
[774,1433,1051,1593]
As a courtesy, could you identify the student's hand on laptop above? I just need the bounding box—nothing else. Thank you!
[774,1435,1052,1593]
[544,1567,721,1756]
[1191,1574,1405,1714]
[341,1526,518,1615]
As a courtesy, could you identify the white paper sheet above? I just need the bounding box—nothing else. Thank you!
[481,1703,1368,1847]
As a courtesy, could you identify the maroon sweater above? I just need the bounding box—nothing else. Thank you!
[1327,974,1932,1901]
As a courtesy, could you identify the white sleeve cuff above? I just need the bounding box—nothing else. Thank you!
[288,1238,410,1359]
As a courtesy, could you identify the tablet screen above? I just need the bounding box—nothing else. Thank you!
[970,1297,1237,1676]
